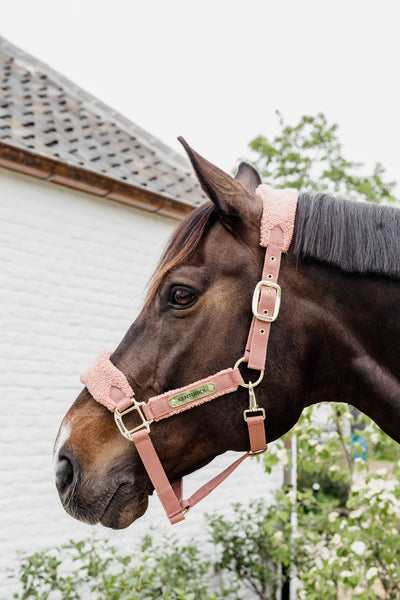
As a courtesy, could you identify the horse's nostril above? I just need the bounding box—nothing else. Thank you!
[55,456,75,495]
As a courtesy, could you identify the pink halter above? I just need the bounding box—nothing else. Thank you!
[81,185,298,524]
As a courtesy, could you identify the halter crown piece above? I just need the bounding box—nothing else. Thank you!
[81,185,298,524]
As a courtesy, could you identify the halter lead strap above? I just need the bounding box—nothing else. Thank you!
[80,184,298,524]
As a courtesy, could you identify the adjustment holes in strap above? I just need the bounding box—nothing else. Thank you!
[269,256,276,262]
[259,329,266,335]
[267,274,273,280]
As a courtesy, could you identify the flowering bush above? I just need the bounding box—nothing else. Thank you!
[10,535,237,600]
[207,405,400,599]
[207,498,294,600]
[263,404,400,599]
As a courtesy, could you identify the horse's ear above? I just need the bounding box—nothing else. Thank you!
[234,162,262,193]
[178,137,262,226]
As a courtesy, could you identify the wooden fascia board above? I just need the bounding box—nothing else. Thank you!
[0,142,193,220]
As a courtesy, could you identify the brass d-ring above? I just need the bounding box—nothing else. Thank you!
[234,357,264,388]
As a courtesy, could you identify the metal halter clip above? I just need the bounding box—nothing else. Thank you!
[243,381,266,422]
[114,400,154,441]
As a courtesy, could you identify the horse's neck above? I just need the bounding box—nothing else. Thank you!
[305,267,400,442]
[350,355,400,438]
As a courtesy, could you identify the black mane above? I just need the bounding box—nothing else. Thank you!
[294,193,400,279]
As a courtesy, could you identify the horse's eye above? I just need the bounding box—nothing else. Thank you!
[169,286,197,309]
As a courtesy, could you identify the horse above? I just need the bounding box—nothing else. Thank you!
[54,138,400,530]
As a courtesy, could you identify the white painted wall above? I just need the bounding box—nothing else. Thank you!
[0,168,282,595]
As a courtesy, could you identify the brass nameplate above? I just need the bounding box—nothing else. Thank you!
[168,382,217,408]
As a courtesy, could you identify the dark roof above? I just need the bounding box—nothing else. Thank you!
[0,36,206,218]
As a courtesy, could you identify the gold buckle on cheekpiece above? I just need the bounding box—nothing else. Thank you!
[252,280,281,322]
[114,400,153,441]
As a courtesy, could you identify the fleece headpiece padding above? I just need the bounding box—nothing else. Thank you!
[256,184,298,252]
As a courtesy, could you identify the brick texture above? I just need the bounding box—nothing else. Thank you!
[0,168,282,596]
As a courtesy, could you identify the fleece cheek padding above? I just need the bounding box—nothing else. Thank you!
[256,184,298,252]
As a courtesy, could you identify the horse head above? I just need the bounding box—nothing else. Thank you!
[54,140,309,528]
[55,139,400,529]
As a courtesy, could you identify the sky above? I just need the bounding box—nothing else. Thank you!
[1,0,399,190]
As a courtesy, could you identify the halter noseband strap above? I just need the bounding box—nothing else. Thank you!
[81,185,298,524]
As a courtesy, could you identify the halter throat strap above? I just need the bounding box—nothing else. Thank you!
[81,184,298,524]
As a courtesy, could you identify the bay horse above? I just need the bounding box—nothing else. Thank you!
[54,139,400,529]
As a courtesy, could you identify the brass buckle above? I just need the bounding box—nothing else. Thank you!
[243,382,266,422]
[114,400,153,441]
[252,280,281,322]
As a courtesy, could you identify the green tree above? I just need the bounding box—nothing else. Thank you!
[246,112,398,203]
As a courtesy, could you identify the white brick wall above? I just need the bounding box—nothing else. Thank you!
[0,167,282,595]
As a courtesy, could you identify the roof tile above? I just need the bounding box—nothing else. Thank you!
[0,36,206,208]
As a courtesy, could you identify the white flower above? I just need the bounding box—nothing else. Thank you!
[366,566,378,580]
[385,479,397,492]
[351,481,365,493]
[328,511,340,522]
[351,540,366,555]
[274,530,284,541]
[387,504,400,518]
[354,457,365,465]
[329,465,340,472]
[329,431,339,439]
[340,570,353,578]
[320,546,330,560]
[332,533,342,546]
[370,432,379,444]
[276,448,289,465]
[354,585,365,595]
[381,491,399,502]
[308,438,318,447]
[365,477,396,499]
[349,509,362,519]
[315,443,323,453]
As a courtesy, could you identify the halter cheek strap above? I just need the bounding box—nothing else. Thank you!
[80,184,298,524]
